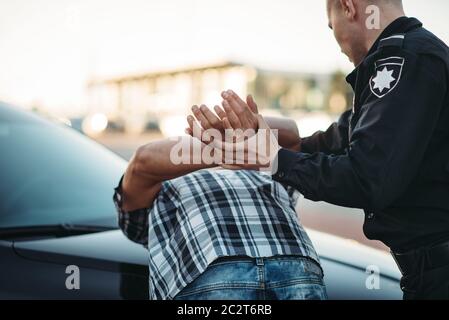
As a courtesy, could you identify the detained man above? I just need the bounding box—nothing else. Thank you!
[113,117,327,300]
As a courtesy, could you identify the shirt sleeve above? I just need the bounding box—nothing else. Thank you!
[113,177,149,247]
[273,53,447,211]
[300,109,351,155]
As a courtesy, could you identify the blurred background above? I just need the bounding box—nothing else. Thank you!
[1,0,449,251]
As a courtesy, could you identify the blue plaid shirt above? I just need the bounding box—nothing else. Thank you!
[114,169,320,300]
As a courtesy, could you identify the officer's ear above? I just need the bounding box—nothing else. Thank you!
[339,0,357,20]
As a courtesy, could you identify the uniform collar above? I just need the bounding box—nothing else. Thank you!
[346,17,423,87]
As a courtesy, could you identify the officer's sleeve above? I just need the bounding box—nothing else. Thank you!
[273,54,447,210]
[300,110,351,155]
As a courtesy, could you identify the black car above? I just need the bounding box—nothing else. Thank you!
[0,102,402,299]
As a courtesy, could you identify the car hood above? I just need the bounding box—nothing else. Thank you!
[13,230,149,274]
[13,228,401,279]
[307,229,401,280]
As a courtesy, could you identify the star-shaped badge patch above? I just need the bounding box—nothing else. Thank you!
[372,67,395,93]
[369,56,405,98]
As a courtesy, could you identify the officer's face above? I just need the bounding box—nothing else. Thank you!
[327,0,365,65]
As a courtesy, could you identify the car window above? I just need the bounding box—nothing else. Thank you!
[0,116,126,229]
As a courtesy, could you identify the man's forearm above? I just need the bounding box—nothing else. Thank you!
[131,136,215,180]
[122,136,215,211]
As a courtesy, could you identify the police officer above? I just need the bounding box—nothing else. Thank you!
[269,1,449,300]
[188,0,449,300]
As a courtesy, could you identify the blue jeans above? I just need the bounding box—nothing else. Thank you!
[173,255,327,300]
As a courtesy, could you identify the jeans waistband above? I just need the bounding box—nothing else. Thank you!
[212,255,318,266]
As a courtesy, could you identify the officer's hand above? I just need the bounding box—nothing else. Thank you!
[213,114,281,173]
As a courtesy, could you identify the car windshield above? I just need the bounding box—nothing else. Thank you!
[0,104,126,229]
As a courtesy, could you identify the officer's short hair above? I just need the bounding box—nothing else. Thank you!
[331,0,403,8]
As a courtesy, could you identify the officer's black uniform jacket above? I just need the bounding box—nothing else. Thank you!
[273,17,449,251]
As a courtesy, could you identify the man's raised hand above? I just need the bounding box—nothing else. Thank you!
[221,90,259,131]
[185,104,226,138]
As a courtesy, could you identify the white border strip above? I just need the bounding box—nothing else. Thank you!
[380,35,405,41]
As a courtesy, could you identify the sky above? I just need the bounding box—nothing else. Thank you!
[1,0,449,115]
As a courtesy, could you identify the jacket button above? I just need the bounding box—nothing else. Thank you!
[367,212,375,219]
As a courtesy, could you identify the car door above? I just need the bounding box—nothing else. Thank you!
[0,231,148,299]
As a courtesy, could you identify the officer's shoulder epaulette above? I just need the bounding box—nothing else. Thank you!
[378,34,405,49]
